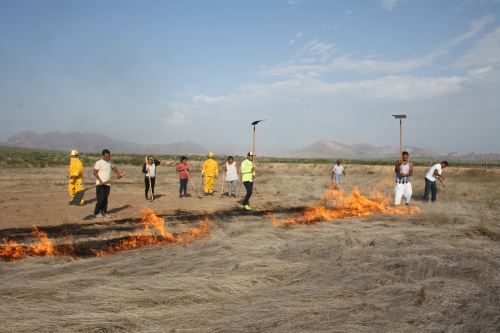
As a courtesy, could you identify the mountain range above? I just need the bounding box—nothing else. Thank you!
[286,140,438,159]
[3,131,499,162]
[5,131,206,155]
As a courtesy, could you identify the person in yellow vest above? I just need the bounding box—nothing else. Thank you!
[240,152,255,210]
[68,149,85,205]
[202,152,218,195]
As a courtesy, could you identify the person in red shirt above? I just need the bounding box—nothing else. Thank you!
[176,156,190,198]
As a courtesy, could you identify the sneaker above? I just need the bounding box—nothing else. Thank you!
[242,204,252,210]
[95,213,103,218]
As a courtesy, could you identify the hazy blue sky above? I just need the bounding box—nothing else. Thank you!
[1,0,499,154]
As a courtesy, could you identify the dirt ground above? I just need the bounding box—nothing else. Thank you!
[0,161,499,332]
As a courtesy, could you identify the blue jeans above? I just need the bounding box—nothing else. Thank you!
[335,174,341,188]
[179,178,188,196]
[424,178,437,202]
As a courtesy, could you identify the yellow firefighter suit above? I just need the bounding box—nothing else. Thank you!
[68,156,84,204]
[202,156,218,194]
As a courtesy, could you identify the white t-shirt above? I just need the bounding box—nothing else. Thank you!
[425,163,442,182]
[145,163,156,177]
[225,162,238,181]
[94,159,113,185]
[333,164,344,176]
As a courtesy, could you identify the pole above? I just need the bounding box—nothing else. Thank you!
[253,125,256,170]
[399,118,403,157]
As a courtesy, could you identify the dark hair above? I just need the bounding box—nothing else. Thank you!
[102,149,110,155]
[441,160,449,166]
[228,156,233,160]
[402,151,409,156]
[180,156,187,162]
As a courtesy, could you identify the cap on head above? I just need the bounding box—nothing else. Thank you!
[208,152,215,158]
[70,150,79,157]
[247,152,254,157]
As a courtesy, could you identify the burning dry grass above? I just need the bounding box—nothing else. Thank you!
[269,187,420,227]
[0,164,499,332]
[0,209,211,261]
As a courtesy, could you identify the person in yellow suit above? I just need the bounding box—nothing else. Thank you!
[68,150,85,205]
[202,152,218,195]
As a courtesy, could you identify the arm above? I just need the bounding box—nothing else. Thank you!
[394,160,401,173]
[434,169,446,186]
[142,163,147,174]
[154,159,161,166]
[93,169,104,185]
[112,166,123,179]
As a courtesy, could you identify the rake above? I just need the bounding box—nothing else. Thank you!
[186,171,203,199]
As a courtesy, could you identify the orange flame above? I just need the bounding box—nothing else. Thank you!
[1,209,211,261]
[270,187,420,227]
[91,208,211,256]
[0,227,63,260]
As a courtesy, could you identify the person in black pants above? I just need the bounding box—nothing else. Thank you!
[142,155,161,200]
[93,149,124,218]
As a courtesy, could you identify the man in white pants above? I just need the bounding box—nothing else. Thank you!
[394,151,414,206]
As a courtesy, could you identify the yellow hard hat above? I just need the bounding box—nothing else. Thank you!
[70,150,79,157]
[208,152,215,158]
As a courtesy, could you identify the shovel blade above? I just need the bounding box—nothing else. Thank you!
[70,188,87,205]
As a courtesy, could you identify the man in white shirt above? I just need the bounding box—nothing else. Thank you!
[332,159,345,189]
[93,149,124,218]
[223,156,239,197]
[424,161,449,202]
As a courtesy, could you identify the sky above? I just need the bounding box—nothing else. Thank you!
[0,0,499,154]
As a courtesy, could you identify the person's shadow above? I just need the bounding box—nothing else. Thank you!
[83,204,131,220]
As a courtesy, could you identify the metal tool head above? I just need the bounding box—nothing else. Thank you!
[251,119,267,126]
[392,114,407,119]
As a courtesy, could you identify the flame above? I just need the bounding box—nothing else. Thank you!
[0,227,63,261]
[94,209,211,257]
[1,209,211,261]
[270,187,420,227]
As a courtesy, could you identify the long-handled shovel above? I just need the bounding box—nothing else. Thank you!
[250,119,266,195]
[220,168,226,198]
[186,171,202,199]
[148,174,154,201]
[70,175,123,205]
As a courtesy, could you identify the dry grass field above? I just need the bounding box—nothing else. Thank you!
[0,160,499,332]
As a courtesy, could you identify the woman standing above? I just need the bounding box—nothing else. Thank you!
[142,155,161,201]
[176,156,190,198]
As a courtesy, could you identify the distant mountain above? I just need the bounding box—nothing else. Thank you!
[287,140,439,159]
[6,131,206,155]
